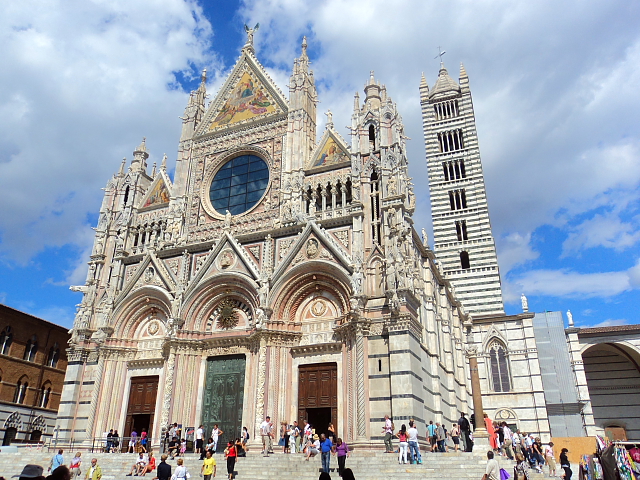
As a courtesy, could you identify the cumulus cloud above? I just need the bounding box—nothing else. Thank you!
[0,0,219,264]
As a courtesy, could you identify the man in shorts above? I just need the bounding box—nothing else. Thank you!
[200,451,216,480]
[260,416,273,457]
[196,425,204,454]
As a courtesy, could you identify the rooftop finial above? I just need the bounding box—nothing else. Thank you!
[325,110,333,129]
[301,36,307,56]
[118,158,126,176]
[161,153,167,172]
[369,70,375,85]
[201,68,207,84]
[435,46,447,67]
[244,23,260,48]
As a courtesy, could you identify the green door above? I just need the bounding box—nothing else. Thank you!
[201,355,246,450]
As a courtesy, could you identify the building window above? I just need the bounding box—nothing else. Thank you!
[0,326,12,355]
[460,251,470,269]
[14,379,28,404]
[369,125,376,151]
[442,159,466,181]
[40,385,51,408]
[23,335,38,362]
[455,220,468,241]
[438,129,465,153]
[123,186,130,205]
[489,341,511,392]
[370,170,381,244]
[47,343,60,368]
[448,190,467,211]
[433,99,459,120]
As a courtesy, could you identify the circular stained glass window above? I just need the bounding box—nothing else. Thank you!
[209,154,269,215]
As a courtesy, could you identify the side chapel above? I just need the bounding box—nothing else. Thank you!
[57,33,474,448]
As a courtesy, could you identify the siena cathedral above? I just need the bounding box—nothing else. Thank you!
[58,32,617,448]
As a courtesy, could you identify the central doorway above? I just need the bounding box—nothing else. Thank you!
[124,376,159,449]
[298,363,337,438]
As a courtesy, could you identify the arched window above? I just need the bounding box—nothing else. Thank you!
[370,170,381,244]
[23,335,38,362]
[40,384,52,408]
[0,326,12,355]
[489,341,511,392]
[47,343,59,368]
[124,185,130,205]
[14,379,28,404]
[368,125,376,151]
[460,251,470,269]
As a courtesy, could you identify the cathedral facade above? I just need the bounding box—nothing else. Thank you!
[57,36,474,448]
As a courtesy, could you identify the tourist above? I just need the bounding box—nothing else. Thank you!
[196,425,204,454]
[502,423,514,460]
[84,459,101,480]
[106,430,114,453]
[14,465,45,480]
[514,453,530,480]
[450,423,460,452]
[224,440,237,480]
[205,437,215,457]
[382,415,394,453]
[168,437,179,459]
[305,434,320,461]
[482,451,499,480]
[319,473,331,480]
[396,424,408,464]
[280,422,287,453]
[47,465,71,480]
[156,455,171,480]
[112,431,120,453]
[292,421,300,453]
[544,442,557,477]
[140,452,156,476]
[69,453,82,478]
[260,416,273,457]
[168,424,178,440]
[426,420,437,452]
[125,452,147,476]
[437,423,447,453]
[320,433,333,473]
[173,459,189,480]
[129,429,138,453]
[407,420,422,464]
[524,433,534,465]
[303,420,311,453]
[532,437,545,473]
[512,430,522,457]
[201,451,216,480]
[333,437,350,477]
[496,423,504,454]
[341,469,355,480]
[287,424,296,453]
[484,414,497,452]
[49,450,65,474]
[560,448,572,479]
[241,427,250,453]
[458,413,472,452]
[212,425,224,453]
[235,438,246,457]
[140,429,148,453]
[328,423,336,443]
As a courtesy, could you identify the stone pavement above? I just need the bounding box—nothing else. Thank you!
[0,450,552,480]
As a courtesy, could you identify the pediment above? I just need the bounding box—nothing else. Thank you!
[117,252,176,304]
[195,50,288,137]
[184,232,261,297]
[306,129,350,171]
[138,171,172,210]
[272,222,353,283]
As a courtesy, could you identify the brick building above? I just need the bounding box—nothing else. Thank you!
[0,303,69,445]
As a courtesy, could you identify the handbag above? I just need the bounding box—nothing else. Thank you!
[278,438,285,446]
[500,467,511,480]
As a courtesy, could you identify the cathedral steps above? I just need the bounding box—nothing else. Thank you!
[0,451,552,480]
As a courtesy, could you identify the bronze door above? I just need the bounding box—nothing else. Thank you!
[201,355,246,450]
[124,376,159,441]
[298,363,337,437]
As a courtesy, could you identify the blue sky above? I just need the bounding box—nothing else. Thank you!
[1,0,640,329]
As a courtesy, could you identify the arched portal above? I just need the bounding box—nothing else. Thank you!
[582,343,640,440]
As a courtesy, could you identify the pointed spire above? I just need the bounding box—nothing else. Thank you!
[301,36,308,59]
[118,158,126,177]
[420,72,429,90]
[161,153,167,172]
[151,162,157,177]
[131,137,149,174]
[201,68,207,85]
[353,91,360,112]
[459,62,469,88]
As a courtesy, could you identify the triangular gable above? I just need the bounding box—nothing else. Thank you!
[116,252,177,305]
[272,222,353,284]
[307,129,350,170]
[184,232,261,298]
[195,50,288,137]
[139,171,172,210]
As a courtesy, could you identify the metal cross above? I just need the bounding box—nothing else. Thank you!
[434,46,447,62]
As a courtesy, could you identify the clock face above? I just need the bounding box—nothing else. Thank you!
[208,154,269,215]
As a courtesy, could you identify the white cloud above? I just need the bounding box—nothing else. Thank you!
[562,209,640,256]
[496,232,539,275]
[0,0,219,264]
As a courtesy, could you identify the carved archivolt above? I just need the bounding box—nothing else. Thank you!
[112,289,171,339]
[29,415,47,434]
[4,411,22,430]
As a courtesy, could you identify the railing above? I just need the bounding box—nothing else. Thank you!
[89,436,165,453]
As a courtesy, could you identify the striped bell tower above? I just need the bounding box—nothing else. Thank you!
[420,62,504,316]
